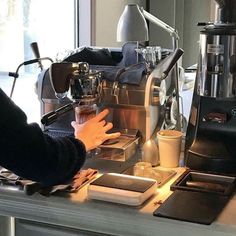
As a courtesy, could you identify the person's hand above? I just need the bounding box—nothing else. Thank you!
[71,109,121,151]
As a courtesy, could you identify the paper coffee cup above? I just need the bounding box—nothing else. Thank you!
[157,130,183,168]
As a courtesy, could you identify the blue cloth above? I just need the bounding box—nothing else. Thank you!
[91,62,147,85]
[64,43,147,85]
[118,42,145,67]
[64,47,117,66]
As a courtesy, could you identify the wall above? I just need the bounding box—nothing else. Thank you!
[91,0,215,68]
[92,0,146,47]
[149,0,214,68]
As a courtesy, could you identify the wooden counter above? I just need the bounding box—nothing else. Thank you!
[0,167,236,236]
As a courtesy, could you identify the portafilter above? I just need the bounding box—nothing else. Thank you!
[41,62,102,126]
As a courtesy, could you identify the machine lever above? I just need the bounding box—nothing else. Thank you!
[162,48,184,80]
[30,42,44,71]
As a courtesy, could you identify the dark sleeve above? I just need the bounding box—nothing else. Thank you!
[0,88,86,186]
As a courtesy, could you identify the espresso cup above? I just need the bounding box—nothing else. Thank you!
[75,104,97,124]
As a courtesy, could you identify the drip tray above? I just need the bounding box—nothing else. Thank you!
[154,170,236,225]
[90,136,140,161]
[122,165,176,187]
[170,170,236,196]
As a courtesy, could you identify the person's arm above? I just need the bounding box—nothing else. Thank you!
[0,88,86,186]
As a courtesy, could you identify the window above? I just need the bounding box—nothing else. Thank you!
[0,0,77,123]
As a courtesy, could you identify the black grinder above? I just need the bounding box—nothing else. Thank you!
[185,0,236,174]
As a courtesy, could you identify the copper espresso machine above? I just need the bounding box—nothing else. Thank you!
[185,0,236,174]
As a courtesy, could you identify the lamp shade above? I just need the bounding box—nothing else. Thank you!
[117,4,149,42]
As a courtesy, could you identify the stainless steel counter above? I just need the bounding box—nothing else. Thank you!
[0,166,236,236]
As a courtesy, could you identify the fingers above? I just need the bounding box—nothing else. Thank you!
[71,121,76,128]
[71,121,82,128]
[105,132,121,140]
[99,120,106,127]
[92,109,109,122]
[103,122,113,132]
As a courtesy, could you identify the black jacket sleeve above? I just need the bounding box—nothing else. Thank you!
[0,88,86,186]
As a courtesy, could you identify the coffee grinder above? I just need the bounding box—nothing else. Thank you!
[185,0,236,174]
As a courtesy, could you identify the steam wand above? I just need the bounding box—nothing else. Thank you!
[9,57,53,98]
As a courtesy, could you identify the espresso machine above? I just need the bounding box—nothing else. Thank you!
[37,47,183,165]
[185,0,236,174]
